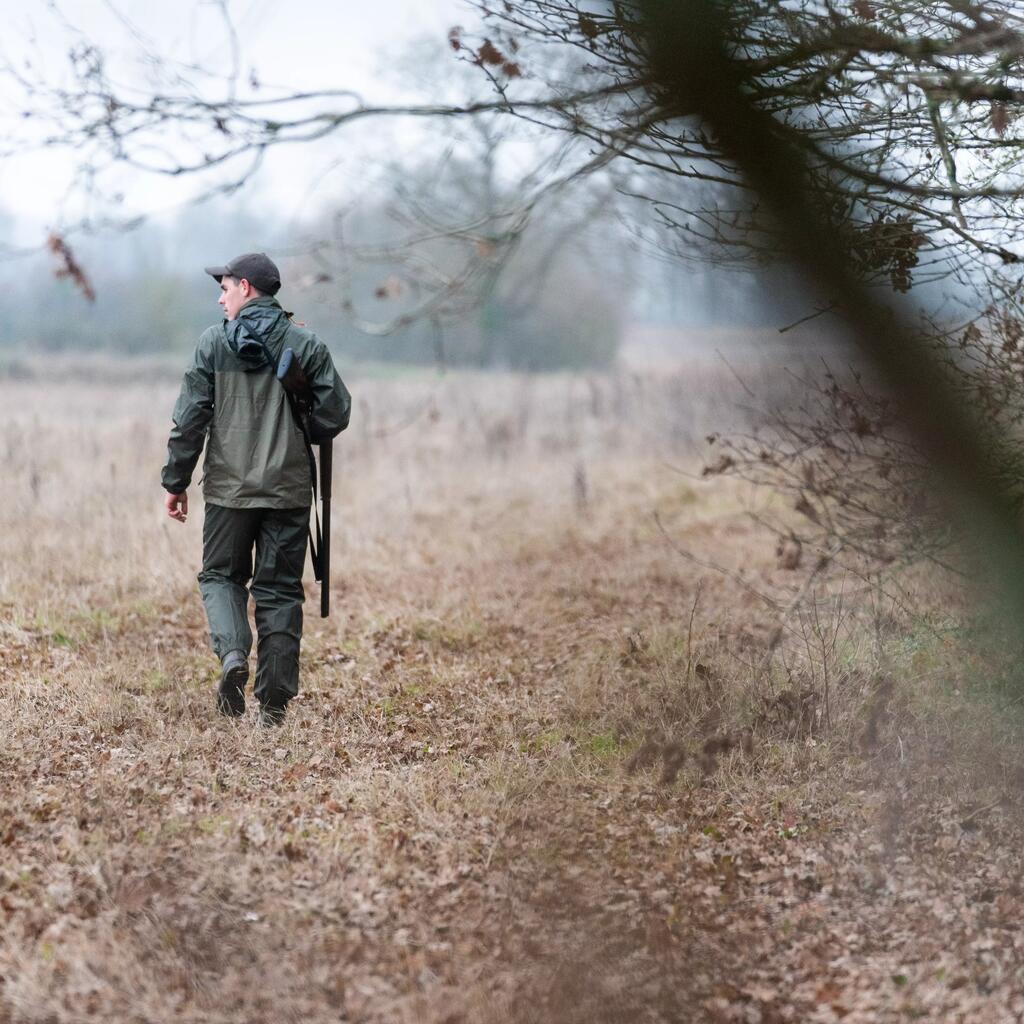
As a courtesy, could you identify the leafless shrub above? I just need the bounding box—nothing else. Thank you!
[703,364,940,575]
[703,301,1024,588]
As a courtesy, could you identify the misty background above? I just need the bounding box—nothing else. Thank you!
[1,199,810,369]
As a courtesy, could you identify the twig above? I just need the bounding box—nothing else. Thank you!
[652,510,780,609]
[715,349,757,399]
[686,579,704,677]
[959,798,1003,827]
[778,302,839,334]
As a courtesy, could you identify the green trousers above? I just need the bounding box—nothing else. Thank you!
[198,503,309,707]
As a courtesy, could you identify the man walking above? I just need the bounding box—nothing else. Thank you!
[162,253,351,724]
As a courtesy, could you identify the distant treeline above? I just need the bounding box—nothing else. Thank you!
[2,191,807,370]
[7,256,622,371]
[4,201,627,370]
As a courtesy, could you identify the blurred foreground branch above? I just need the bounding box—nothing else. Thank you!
[637,0,1024,617]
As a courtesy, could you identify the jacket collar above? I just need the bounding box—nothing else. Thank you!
[238,295,283,316]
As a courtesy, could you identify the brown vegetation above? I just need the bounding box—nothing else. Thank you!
[1,363,1024,1023]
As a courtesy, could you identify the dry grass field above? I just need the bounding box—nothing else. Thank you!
[3,356,1024,1023]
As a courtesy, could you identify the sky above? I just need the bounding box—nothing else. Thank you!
[0,0,469,245]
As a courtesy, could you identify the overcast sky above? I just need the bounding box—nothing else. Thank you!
[0,0,470,245]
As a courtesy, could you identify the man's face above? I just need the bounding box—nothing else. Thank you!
[218,276,251,321]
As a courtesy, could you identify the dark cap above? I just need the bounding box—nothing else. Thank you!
[204,252,281,296]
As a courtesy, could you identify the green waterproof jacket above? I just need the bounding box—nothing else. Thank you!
[162,296,351,508]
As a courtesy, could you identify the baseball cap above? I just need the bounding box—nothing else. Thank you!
[204,252,282,296]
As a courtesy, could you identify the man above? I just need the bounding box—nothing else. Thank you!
[162,252,351,724]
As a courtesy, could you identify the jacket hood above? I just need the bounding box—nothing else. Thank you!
[223,296,287,370]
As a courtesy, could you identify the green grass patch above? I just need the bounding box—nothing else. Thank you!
[518,729,564,754]
[583,731,622,757]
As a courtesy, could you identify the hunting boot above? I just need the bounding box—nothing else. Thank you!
[258,699,288,727]
[217,650,249,717]
[254,634,299,727]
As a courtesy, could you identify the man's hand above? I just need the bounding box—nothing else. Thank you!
[165,491,188,523]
